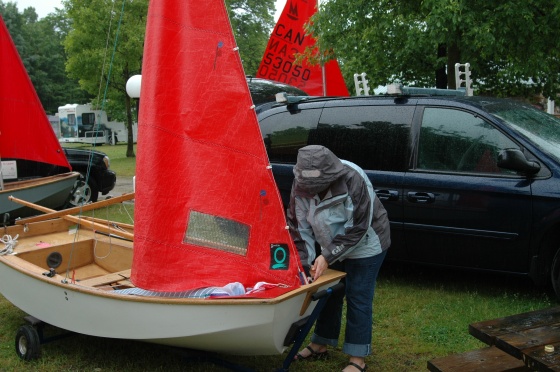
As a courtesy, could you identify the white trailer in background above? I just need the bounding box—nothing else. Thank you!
[58,103,137,145]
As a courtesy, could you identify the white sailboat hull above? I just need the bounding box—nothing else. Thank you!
[0,218,344,355]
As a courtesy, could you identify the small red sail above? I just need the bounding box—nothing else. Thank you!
[131,0,304,296]
[0,16,70,169]
[256,0,349,96]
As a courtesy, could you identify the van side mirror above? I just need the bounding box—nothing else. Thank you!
[497,148,540,175]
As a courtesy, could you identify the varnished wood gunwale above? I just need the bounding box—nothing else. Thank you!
[0,172,79,191]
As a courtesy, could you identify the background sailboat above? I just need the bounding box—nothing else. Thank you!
[257,0,349,96]
[0,15,79,223]
[0,0,343,360]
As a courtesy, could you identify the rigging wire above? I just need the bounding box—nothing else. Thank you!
[65,0,128,281]
[80,0,118,202]
[83,0,126,202]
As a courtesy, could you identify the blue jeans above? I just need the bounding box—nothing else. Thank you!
[311,250,387,357]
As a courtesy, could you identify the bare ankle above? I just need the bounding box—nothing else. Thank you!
[310,342,327,352]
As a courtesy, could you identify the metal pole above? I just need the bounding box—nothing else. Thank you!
[318,0,327,96]
[322,65,327,96]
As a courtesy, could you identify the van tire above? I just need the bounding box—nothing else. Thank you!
[551,248,560,300]
[69,175,99,206]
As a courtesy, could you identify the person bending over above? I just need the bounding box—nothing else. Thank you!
[287,145,391,372]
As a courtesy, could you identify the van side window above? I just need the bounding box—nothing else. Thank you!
[418,108,519,174]
[316,105,412,171]
[260,109,322,163]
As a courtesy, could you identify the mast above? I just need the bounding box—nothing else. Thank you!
[319,0,327,96]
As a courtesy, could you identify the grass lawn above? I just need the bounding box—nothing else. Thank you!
[63,142,137,177]
[0,263,552,371]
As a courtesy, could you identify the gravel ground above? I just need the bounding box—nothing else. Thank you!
[104,176,135,200]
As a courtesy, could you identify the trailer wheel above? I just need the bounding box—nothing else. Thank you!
[15,325,40,360]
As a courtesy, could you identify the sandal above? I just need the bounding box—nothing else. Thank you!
[343,361,367,372]
[294,345,329,360]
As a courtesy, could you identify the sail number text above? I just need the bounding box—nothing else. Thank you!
[258,52,311,87]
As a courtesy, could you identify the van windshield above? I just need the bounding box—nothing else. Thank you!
[485,101,560,163]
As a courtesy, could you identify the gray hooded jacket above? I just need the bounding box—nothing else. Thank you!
[287,145,391,268]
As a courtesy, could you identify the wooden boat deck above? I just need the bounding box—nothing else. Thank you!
[3,216,345,304]
[77,269,132,287]
[3,216,134,289]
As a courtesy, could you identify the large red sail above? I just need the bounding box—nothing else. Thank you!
[257,0,349,96]
[0,16,70,169]
[131,0,304,296]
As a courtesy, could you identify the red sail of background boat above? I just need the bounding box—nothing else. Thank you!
[131,0,305,296]
[0,16,71,169]
[257,0,349,96]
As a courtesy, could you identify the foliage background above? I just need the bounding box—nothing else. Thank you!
[308,0,560,99]
[3,0,560,122]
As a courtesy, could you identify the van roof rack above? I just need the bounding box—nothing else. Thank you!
[387,83,467,96]
[275,92,311,104]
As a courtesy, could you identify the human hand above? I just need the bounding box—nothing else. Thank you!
[310,255,328,281]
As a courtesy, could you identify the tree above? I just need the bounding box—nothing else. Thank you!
[64,0,148,157]
[225,0,275,76]
[307,0,560,98]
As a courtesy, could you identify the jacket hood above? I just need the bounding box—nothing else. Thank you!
[293,145,348,195]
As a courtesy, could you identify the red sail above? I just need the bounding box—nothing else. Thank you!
[0,16,71,169]
[257,0,349,96]
[131,0,304,296]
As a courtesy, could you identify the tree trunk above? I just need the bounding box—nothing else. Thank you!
[446,42,461,90]
[122,65,135,158]
[125,94,135,158]
[436,44,447,89]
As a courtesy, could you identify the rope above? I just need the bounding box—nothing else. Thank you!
[0,234,18,255]
[99,0,126,114]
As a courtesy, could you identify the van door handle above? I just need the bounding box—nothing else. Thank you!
[375,189,399,201]
[407,192,435,204]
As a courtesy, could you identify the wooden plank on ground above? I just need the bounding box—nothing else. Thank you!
[469,307,560,345]
[427,346,530,372]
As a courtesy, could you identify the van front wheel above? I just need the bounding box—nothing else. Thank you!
[69,175,99,206]
[551,248,560,300]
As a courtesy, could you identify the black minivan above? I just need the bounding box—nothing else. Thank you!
[257,90,560,298]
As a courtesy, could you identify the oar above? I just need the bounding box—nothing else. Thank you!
[80,215,134,231]
[14,192,134,225]
[8,196,134,241]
